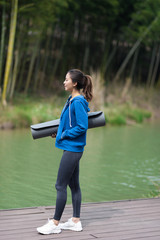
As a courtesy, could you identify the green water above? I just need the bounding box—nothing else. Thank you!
[0,122,160,209]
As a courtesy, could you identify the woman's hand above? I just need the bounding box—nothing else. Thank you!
[51,133,57,138]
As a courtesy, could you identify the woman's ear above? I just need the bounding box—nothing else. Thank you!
[73,82,78,87]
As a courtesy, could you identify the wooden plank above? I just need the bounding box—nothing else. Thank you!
[94,230,160,239]
[1,214,160,231]
[1,204,160,222]
[1,198,159,217]
[2,223,160,237]
[0,207,45,216]
[0,198,160,240]
[98,236,160,240]
[1,213,160,231]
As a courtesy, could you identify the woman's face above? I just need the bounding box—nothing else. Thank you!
[63,73,77,92]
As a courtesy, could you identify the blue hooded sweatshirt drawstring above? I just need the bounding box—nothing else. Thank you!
[69,101,72,127]
[55,95,90,152]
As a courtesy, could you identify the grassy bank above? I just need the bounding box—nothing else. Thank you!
[104,103,151,125]
[0,95,65,129]
[0,86,159,129]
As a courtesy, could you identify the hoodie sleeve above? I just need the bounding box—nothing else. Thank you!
[61,100,88,139]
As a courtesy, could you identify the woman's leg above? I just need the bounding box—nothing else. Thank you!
[54,151,83,221]
[69,162,82,219]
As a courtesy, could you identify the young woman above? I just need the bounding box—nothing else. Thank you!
[37,69,93,234]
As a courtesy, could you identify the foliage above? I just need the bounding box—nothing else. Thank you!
[0,0,160,105]
[125,0,160,44]
[0,88,153,129]
[105,103,151,125]
[0,94,64,128]
[145,179,160,198]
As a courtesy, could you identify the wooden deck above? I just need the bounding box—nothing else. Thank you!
[0,198,160,240]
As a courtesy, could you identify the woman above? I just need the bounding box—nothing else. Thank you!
[37,69,93,234]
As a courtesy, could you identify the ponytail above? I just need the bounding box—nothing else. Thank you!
[83,75,93,102]
[68,69,93,102]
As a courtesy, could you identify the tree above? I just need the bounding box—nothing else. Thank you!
[1,0,18,106]
[0,0,6,86]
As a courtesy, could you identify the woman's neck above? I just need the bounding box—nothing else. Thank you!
[71,90,80,100]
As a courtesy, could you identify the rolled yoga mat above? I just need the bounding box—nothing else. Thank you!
[30,111,106,140]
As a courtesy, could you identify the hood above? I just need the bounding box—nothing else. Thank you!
[70,95,90,112]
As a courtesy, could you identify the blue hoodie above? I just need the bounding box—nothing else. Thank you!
[55,95,90,152]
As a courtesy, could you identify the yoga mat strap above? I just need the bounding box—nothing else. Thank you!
[30,111,106,139]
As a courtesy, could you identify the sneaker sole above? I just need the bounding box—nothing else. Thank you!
[60,226,82,232]
[37,228,61,234]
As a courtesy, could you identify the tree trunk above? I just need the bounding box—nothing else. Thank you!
[82,24,90,71]
[9,22,24,99]
[121,46,140,98]
[0,1,6,86]
[17,55,26,91]
[105,40,118,80]
[49,31,67,88]
[6,59,13,97]
[9,50,19,99]
[146,43,157,87]
[150,44,160,87]
[2,0,18,106]
[16,27,28,92]
[33,50,41,92]
[38,28,52,90]
[100,30,113,79]
[24,36,40,94]
[130,45,140,80]
[82,43,90,72]
[113,16,159,83]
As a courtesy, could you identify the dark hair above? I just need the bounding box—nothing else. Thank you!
[68,69,93,102]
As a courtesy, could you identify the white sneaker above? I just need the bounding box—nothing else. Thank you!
[59,218,83,231]
[37,219,61,234]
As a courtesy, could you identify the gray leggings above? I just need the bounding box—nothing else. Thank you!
[54,150,83,221]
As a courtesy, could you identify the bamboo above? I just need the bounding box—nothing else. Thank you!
[82,24,90,71]
[49,31,67,88]
[2,0,18,106]
[121,47,140,98]
[24,36,40,94]
[9,22,24,99]
[9,50,19,99]
[130,46,140,81]
[150,44,160,87]
[33,50,41,92]
[0,1,6,86]
[17,50,26,91]
[147,44,157,87]
[83,44,90,72]
[16,24,28,92]
[38,28,52,90]
[6,58,13,96]
[104,41,118,79]
[113,16,159,83]
[100,34,111,78]
[100,29,114,81]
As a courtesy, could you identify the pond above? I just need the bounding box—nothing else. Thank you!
[0,121,160,209]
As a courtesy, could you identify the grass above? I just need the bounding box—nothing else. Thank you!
[102,84,160,126]
[0,98,152,129]
[0,84,159,129]
[0,95,65,129]
[104,103,151,125]
[144,179,160,198]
